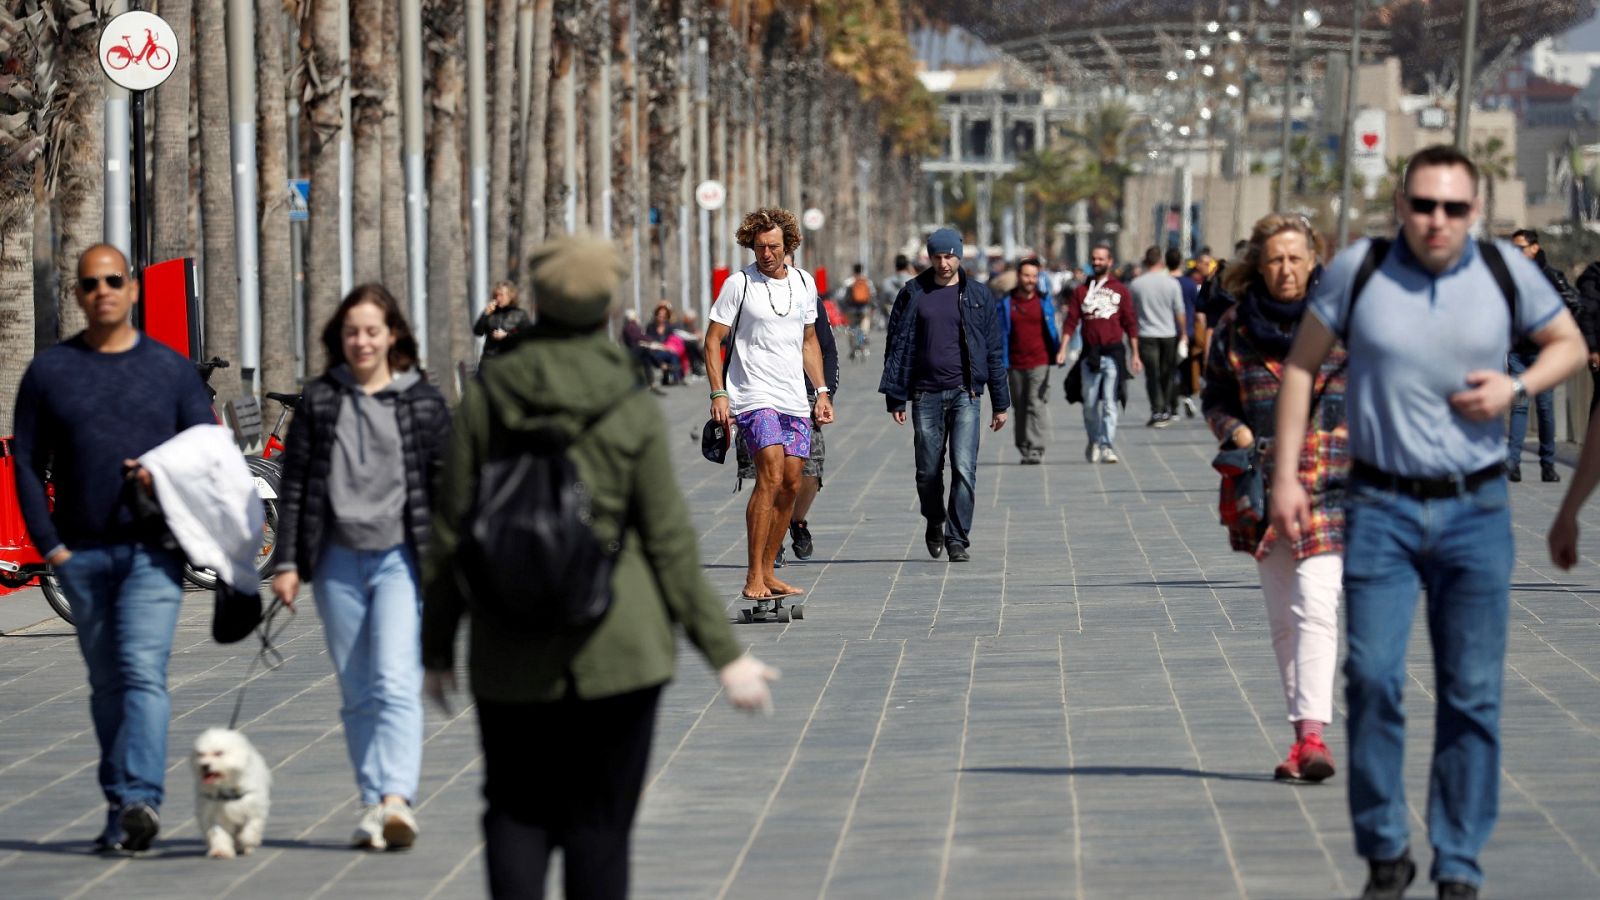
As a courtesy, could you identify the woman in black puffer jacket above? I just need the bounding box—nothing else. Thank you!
[271,283,450,852]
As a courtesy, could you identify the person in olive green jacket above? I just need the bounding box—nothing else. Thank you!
[421,234,778,900]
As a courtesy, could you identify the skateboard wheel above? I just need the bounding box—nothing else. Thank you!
[739,609,753,623]
[776,607,791,623]
[791,604,804,620]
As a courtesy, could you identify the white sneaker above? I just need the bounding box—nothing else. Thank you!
[1100,446,1119,464]
[1182,396,1198,418]
[381,798,418,850]
[1085,441,1101,463]
[352,804,387,850]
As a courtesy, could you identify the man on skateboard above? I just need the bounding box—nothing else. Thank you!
[705,208,834,610]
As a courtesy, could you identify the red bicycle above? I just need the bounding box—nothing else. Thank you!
[104,28,173,72]
[0,441,72,624]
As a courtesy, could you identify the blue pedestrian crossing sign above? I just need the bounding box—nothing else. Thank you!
[288,178,310,222]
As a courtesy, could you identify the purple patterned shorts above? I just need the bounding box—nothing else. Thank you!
[735,408,811,460]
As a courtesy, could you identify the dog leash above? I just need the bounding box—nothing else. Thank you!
[227,598,295,730]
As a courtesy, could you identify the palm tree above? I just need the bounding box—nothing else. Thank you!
[150,0,191,265]
[0,0,45,431]
[1471,136,1513,236]
[425,0,466,392]
[1064,103,1146,232]
[488,0,517,278]
[515,0,553,283]
[380,0,408,304]
[305,0,347,344]
[196,0,239,402]
[351,0,386,284]
[47,0,105,339]
[256,0,296,395]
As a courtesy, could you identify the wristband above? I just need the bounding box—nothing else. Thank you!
[709,390,729,400]
[814,387,830,394]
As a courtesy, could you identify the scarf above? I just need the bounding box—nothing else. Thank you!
[1238,266,1321,358]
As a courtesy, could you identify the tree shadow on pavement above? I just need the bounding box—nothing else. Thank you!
[961,765,1279,784]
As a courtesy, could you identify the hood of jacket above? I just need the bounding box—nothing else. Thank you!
[476,323,643,436]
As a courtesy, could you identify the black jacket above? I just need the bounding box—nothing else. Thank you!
[1573,262,1600,353]
[878,268,1011,413]
[276,371,451,579]
[1518,252,1581,353]
[474,306,532,358]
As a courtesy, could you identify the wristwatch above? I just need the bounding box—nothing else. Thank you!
[1510,376,1528,405]
[814,387,830,395]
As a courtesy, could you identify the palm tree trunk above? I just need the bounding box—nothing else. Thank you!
[196,0,239,402]
[256,0,297,394]
[426,4,466,395]
[515,0,553,281]
[379,0,407,305]
[583,0,609,237]
[305,0,347,345]
[51,5,105,340]
[151,0,192,265]
[488,0,517,276]
[0,0,41,431]
[350,0,385,284]
[546,2,576,237]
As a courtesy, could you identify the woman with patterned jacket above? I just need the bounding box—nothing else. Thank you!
[1202,214,1349,784]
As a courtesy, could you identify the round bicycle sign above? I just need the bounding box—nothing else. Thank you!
[802,208,825,231]
[98,11,179,91]
[695,180,726,212]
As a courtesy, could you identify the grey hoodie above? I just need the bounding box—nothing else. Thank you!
[327,364,420,551]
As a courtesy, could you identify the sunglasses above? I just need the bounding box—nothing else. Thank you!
[78,274,127,291]
[1406,196,1472,218]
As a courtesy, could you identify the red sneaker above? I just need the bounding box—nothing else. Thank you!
[1297,734,1335,782]
[1274,741,1302,781]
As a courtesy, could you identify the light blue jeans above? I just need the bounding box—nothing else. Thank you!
[1342,475,1513,888]
[313,543,424,805]
[1080,353,1119,449]
[55,544,185,810]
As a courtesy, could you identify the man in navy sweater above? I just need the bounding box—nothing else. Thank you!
[13,244,214,853]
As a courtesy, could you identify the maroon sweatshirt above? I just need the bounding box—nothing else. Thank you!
[1064,276,1138,348]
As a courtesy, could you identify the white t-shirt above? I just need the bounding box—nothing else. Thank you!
[710,263,818,417]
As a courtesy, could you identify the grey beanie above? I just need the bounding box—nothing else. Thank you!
[927,227,963,259]
[528,233,628,328]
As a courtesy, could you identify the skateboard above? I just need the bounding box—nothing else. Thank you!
[737,595,804,623]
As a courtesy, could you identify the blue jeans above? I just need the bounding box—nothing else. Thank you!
[911,389,982,549]
[1506,350,1554,466]
[1342,475,1513,887]
[1080,354,1119,448]
[314,543,424,805]
[55,544,185,809]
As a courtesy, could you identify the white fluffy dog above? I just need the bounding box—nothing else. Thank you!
[191,727,271,859]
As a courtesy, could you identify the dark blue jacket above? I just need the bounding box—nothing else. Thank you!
[996,289,1061,368]
[878,269,1011,413]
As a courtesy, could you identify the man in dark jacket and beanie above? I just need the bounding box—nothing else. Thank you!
[880,228,1010,562]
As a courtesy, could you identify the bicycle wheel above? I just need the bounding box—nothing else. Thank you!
[105,47,132,70]
[147,46,172,70]
[40,571,74,626]
[183,499,279,589]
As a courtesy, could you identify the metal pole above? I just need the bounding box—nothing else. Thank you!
[130,90,150,281]
[628,0,643,317]
[104,0,131,260]
[228,0,261,385]
[1277,0,1301,211]
[1455,0,1480,149]
[694,36,710,325]
[289,94,305,378]
[400,0,429,364]
[1337,4,1365,248]
[337,0,354,294]
[466,0,489,325]
[676,17,690,315]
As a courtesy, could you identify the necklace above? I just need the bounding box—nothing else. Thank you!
[764,271,794,316]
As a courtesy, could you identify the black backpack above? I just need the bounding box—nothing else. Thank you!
[457,388,639,632]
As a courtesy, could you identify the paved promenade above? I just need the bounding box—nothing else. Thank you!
[3,370,1600,899]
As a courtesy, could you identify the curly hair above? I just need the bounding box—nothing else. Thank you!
[735,208,803,254]
[1222,213,1325,299]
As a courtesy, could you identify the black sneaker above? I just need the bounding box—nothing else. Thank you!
[119,803,159,853]
[1507,462,1522,483]
[1437,882,1477,900]
[925,521,944,559]
[1360,849,1416,900]
[93,804,125,853]
[946,543,970,562]
[1542,463,1561,483]
[1145,415,1161,427]
[790,521,814,559]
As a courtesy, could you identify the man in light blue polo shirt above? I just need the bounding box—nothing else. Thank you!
[1269,145,1585,900]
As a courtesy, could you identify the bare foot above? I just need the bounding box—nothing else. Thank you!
[742,575,772,599]
[764,577,803,596]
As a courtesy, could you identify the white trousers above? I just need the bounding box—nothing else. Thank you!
[1255,542,1342,724]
